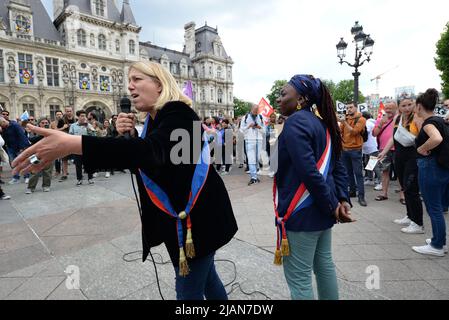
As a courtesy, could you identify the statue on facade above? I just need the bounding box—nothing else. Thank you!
[7,56,16,79]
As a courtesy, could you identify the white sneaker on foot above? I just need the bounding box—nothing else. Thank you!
[25,189,33,195]
[105,172,111,178]
[88,179,94,185]
[1,194,11,200]
[394,216,411,225]
[24,178,29,184]
[43,187,50,192]
[412,244,445,257]
[401,222,425,234]
[364,180,375,186]
[426,239,448,253]
[8,178,19,185]
[374,184,383,191]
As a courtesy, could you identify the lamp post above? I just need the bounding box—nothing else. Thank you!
[336,21,375,105]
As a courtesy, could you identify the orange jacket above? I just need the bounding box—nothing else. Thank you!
[340,112,366,150]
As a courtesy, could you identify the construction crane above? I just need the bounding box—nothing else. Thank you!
[371,65,399,94]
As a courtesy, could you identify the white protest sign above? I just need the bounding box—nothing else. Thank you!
[358,103,368,113]
[336,101,346,113]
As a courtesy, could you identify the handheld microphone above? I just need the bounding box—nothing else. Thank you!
[120,97,132,139]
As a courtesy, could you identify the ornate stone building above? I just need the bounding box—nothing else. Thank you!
[0,0,234,122]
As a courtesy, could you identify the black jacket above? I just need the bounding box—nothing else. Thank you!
[82,101,238,266]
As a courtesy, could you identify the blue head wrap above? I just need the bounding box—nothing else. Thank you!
[288,75,322,109]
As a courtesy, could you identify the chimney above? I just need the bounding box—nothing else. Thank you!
[184,21,196,58]
[53,0,64,20]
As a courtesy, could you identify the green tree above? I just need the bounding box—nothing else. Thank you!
[233,97,253,117]
[435,22,449,98]
[266,80,287,110]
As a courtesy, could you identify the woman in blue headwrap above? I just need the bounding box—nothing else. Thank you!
[273,75,352,300]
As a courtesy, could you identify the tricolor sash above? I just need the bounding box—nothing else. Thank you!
[139,114,210,276]
[273,129,332,265]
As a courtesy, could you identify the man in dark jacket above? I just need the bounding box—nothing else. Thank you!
[0,116,30,184]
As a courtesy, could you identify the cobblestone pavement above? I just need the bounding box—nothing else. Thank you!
[1,164,448,300]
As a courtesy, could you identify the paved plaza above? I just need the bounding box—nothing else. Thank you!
[1,164,449,300]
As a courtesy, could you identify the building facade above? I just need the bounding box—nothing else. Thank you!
[0,0,234,122]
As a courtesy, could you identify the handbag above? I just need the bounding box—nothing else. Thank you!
[394,116,416,147]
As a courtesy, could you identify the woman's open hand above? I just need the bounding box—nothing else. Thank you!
[12,125,81,175]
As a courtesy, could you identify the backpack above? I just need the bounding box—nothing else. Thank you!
[354,117,368,142]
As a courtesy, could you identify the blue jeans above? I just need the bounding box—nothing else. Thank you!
[246,140,261,180]
[342,149,365,198]
[174,252,228,300]
[417,157,449,250]
[7,148,30,180]
[283,229,339,300]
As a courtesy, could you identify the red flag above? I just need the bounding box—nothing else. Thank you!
[258,98,274,124]
[377,101,385,121]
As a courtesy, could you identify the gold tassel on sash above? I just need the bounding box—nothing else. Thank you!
[179,248,190,277]
[185,228,196,259]
[274,249,283,266]
[281,238,290,257]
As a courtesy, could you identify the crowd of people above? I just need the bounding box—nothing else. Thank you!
[0,106,124,196]
[2,61,449,300]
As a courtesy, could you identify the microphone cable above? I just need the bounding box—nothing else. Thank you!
[129,172,165,300]
[128,173,271,300]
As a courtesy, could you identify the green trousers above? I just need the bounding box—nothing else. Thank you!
[28,164,53,190]
[283,228,339,300]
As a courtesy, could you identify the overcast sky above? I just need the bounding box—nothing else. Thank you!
[42,0,449,102]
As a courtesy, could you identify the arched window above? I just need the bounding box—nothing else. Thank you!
[95,0,105,16]
[98,34,107,50]
[218,89,223,104]
[129,40,135,55]
[200,89,205,102]
[77,29,86,47]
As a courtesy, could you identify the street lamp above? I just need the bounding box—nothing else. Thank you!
[336,21,375,105]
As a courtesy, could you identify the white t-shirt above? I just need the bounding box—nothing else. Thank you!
[362,118,378,155]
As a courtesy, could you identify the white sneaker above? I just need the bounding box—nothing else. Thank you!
[43,187,50,192]
[105,172,111,178]
[8,178,19,185]
[220,171,229,176]
[1,194,11,200]
[88,179,94,185]
[24,178,29,184]
[412,244,445,257]
[401,222,425,234]
[93,173,98,178]
[364,180,375,186]
[426,239,448,253]
[25,189,33,195]
[393,216,411,225]
[374,184,383,191]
